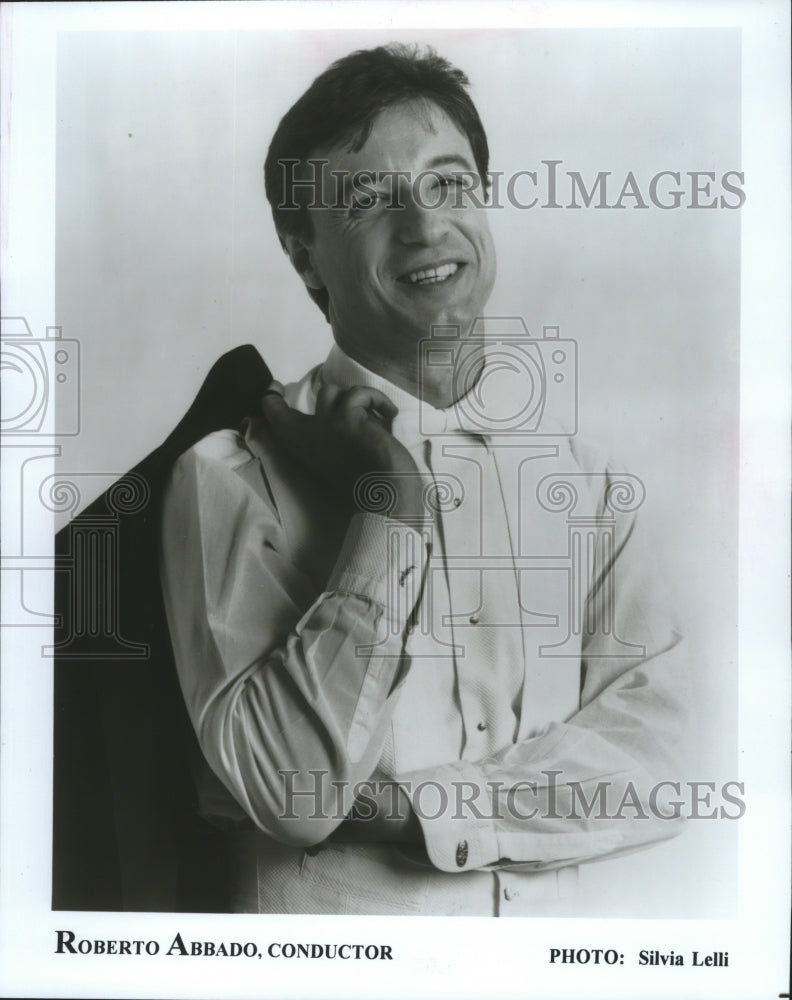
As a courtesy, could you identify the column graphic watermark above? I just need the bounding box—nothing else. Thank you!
[1,316,148,657]
[354,316,648,660]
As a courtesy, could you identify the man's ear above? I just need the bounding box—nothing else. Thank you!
[282,233,324,291]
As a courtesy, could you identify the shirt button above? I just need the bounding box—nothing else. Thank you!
[476,721,487,732]
[469,614,480,625]
[503,887,515,901]
[455,840,469,868]
[453,497,462,507]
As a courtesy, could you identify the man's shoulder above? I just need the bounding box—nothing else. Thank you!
[549,430,643,519]
[166,423,283,511]
[166,416,320,522]
[562,433,620,477]
[186,426,252,465]
[542,419,618,476]
[525,411,615,476]
[172,426,258,479]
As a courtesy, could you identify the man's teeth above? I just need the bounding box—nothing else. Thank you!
[406,262,459,284]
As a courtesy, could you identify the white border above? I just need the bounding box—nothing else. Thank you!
[1,3,789,999]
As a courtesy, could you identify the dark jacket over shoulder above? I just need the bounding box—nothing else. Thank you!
[52,345,272,912]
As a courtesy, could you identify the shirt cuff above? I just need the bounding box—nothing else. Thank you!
[396,760,500,874]
[326,513,428,633]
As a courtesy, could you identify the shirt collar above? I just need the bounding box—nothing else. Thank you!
[322,345,452,445]
[283,342,539,448]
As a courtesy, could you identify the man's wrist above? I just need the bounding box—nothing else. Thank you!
[331,781,424,845]
[354,469,427,531]
[326,513,427,636]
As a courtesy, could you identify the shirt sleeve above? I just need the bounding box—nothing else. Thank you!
[159,433,428,848]
[397,475,690,874]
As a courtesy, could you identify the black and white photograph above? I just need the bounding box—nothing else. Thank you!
[0,3,789,999]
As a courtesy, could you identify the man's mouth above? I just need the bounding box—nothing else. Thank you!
[399,262,462,286]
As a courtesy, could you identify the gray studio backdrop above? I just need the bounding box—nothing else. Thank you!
[55,28,740,916]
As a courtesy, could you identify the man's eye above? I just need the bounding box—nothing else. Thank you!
[432,174,463,191]
[349,192,380,214]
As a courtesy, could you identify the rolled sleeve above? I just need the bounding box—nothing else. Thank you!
[396,759,500,873]
[398,720,684,874]
[326,512,428,636]
[160,437,429,845]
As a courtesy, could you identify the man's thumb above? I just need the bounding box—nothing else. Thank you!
[261,391,312,446]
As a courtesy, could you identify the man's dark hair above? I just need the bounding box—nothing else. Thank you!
[264,43,490,319]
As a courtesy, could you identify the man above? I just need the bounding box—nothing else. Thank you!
[159,44,687,915]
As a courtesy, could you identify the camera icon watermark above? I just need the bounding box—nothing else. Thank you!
[418,317,578,438]
[2,316,83,630]
[0,317,80,436]
[355,316,651,664]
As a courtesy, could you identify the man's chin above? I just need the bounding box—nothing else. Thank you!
[413,292,494,341]
[415,305,485,340]
[391,312,476,345]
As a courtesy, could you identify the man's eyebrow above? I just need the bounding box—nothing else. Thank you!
[321,153,478,206]
[424,153,476,172]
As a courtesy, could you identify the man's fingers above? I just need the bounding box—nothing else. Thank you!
[319,384,399,429]
[316,383,342,420]
[344,386,399,422]
[261,392,315,450]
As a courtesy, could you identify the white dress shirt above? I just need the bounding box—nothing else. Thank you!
[159,343,688,915]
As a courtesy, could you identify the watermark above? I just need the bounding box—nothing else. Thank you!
[353,317,647,659]
[418,318,577,437]
[0,311,648,666]
[0,315,149,656]
[276,159,745,212]
[278,770,746,824]
[1,317,79,630]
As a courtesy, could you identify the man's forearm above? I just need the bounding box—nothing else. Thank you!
[329,781,424,845]
[161,440,430,847]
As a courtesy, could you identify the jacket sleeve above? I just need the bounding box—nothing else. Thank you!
[159,431,427,847]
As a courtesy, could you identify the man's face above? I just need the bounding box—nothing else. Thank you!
[299,101,497,373]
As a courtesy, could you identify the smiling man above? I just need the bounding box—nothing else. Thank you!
[279,99,496,400]
[159,44,688,915]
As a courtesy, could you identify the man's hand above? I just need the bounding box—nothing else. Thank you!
[329,781,424,847]
[262,384,426,527]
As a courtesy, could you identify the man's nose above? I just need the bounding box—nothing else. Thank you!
[393,188,450,245]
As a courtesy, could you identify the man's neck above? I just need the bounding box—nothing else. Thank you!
[333,337,478,410]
